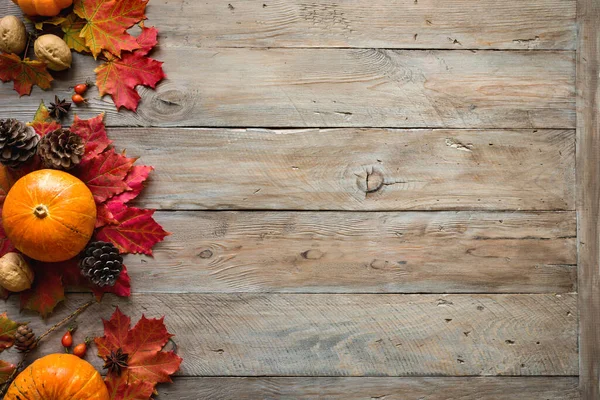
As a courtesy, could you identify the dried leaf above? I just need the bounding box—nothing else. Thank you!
[111,165,153,204]
[95,26,165,111]
[74,0,147,58]
[0,53,53,96]
[76,148,136,203]
[106,375,155,400]
[96,203,118,228]
[31,15,66,31]
[0,360,16,385]
[92,265,131,300]
[96,307,182,398]
[20,267,65,318]
[61,14,91,53]
[29,101,62,137]
[70,113,112,160]
[0,313,21,352]
[96,203,169,255]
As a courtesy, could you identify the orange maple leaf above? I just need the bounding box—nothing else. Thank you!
[0,53,53,96]
[73,0,148,58]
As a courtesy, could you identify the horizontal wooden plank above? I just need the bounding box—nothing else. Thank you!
[155,377,580,399]
[125,211,576,293]
[3,293,578,376]
[113,128,575,210]
[0,50,575,129]
[1,1,576,50]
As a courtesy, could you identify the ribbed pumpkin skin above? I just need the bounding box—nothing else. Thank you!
[11,0,72,16]
[2,169,97,262]
[5,354,110,400]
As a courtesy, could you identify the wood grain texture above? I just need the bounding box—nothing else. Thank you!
[576,0,600,398]
[3,293,578,376]
[126,211,576,293]
[112,128,575,211]
[0,50,575,129]
[155,377,580,399]
[0,0,576,50]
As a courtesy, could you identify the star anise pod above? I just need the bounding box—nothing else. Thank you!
[48,95,72,120]
[103,348,129,376]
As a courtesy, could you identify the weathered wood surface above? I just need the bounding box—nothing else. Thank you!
[125,211,576,293]
[113,0,577,50]
[576,0,600,398]
[0,0,576,50]
[111,128,576,211]
[0,50,575,129]
[3,293,578,376]
[155,377,580,399]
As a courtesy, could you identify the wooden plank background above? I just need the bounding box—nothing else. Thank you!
[0,0,592,398]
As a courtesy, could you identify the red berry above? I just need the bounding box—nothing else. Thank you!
[61,331,72,348]
[73,342,88,358]
[72,94,86,104]
[74,83,88,95]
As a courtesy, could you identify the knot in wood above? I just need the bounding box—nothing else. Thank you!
[356,167,385,193]
[198,249,213,259]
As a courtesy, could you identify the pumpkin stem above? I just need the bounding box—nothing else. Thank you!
[33,205,48,219]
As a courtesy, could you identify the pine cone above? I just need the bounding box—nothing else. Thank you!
[80,241,123,287]
[38,128,84,170]
[0,119,40,168]
[15,324,36,352]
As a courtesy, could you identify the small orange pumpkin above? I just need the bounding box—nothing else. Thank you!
[12,0,73,17]
[2,169,96,262]
[5,353,110,400]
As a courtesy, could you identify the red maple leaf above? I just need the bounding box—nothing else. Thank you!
[92,265,131,300]
[96,202,168,255]
[106,377,155,400]
[95,26,165,111]
[20,267,65,318]
[96,203,118,228]
[0,53,53,96]
[111,165,153,204]
[76,148,136,203]
[29,100,62,136]
[70,113,112,160]
[0,313,21,351]
[74,0,148,58]
[96,308,182,399]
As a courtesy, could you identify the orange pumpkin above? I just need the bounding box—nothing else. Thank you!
[12,0,72,17]
[5,353,109,400]
[2,169,96,262]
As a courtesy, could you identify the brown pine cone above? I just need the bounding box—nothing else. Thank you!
[14,324,36,352]
[0,118,40,168]
[38,128,84,170]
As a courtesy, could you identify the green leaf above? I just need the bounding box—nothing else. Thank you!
[62,14,91,53]
[0,313,21,352]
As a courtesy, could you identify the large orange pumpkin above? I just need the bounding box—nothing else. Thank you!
[2,169,96,262]
[12,0,72,17]
[5,353,110,400]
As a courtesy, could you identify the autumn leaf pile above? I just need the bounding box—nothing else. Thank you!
[96,308,182,399]
[1,0,166,111]
[0,103,169,317]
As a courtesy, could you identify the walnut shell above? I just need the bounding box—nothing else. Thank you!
[34,34,72,71]
[0,252,34,292]
[0,16,27,55]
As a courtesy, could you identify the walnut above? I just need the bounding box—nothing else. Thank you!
[34,34,72,71]
[0,252,34,292]
[0,16,27,55]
